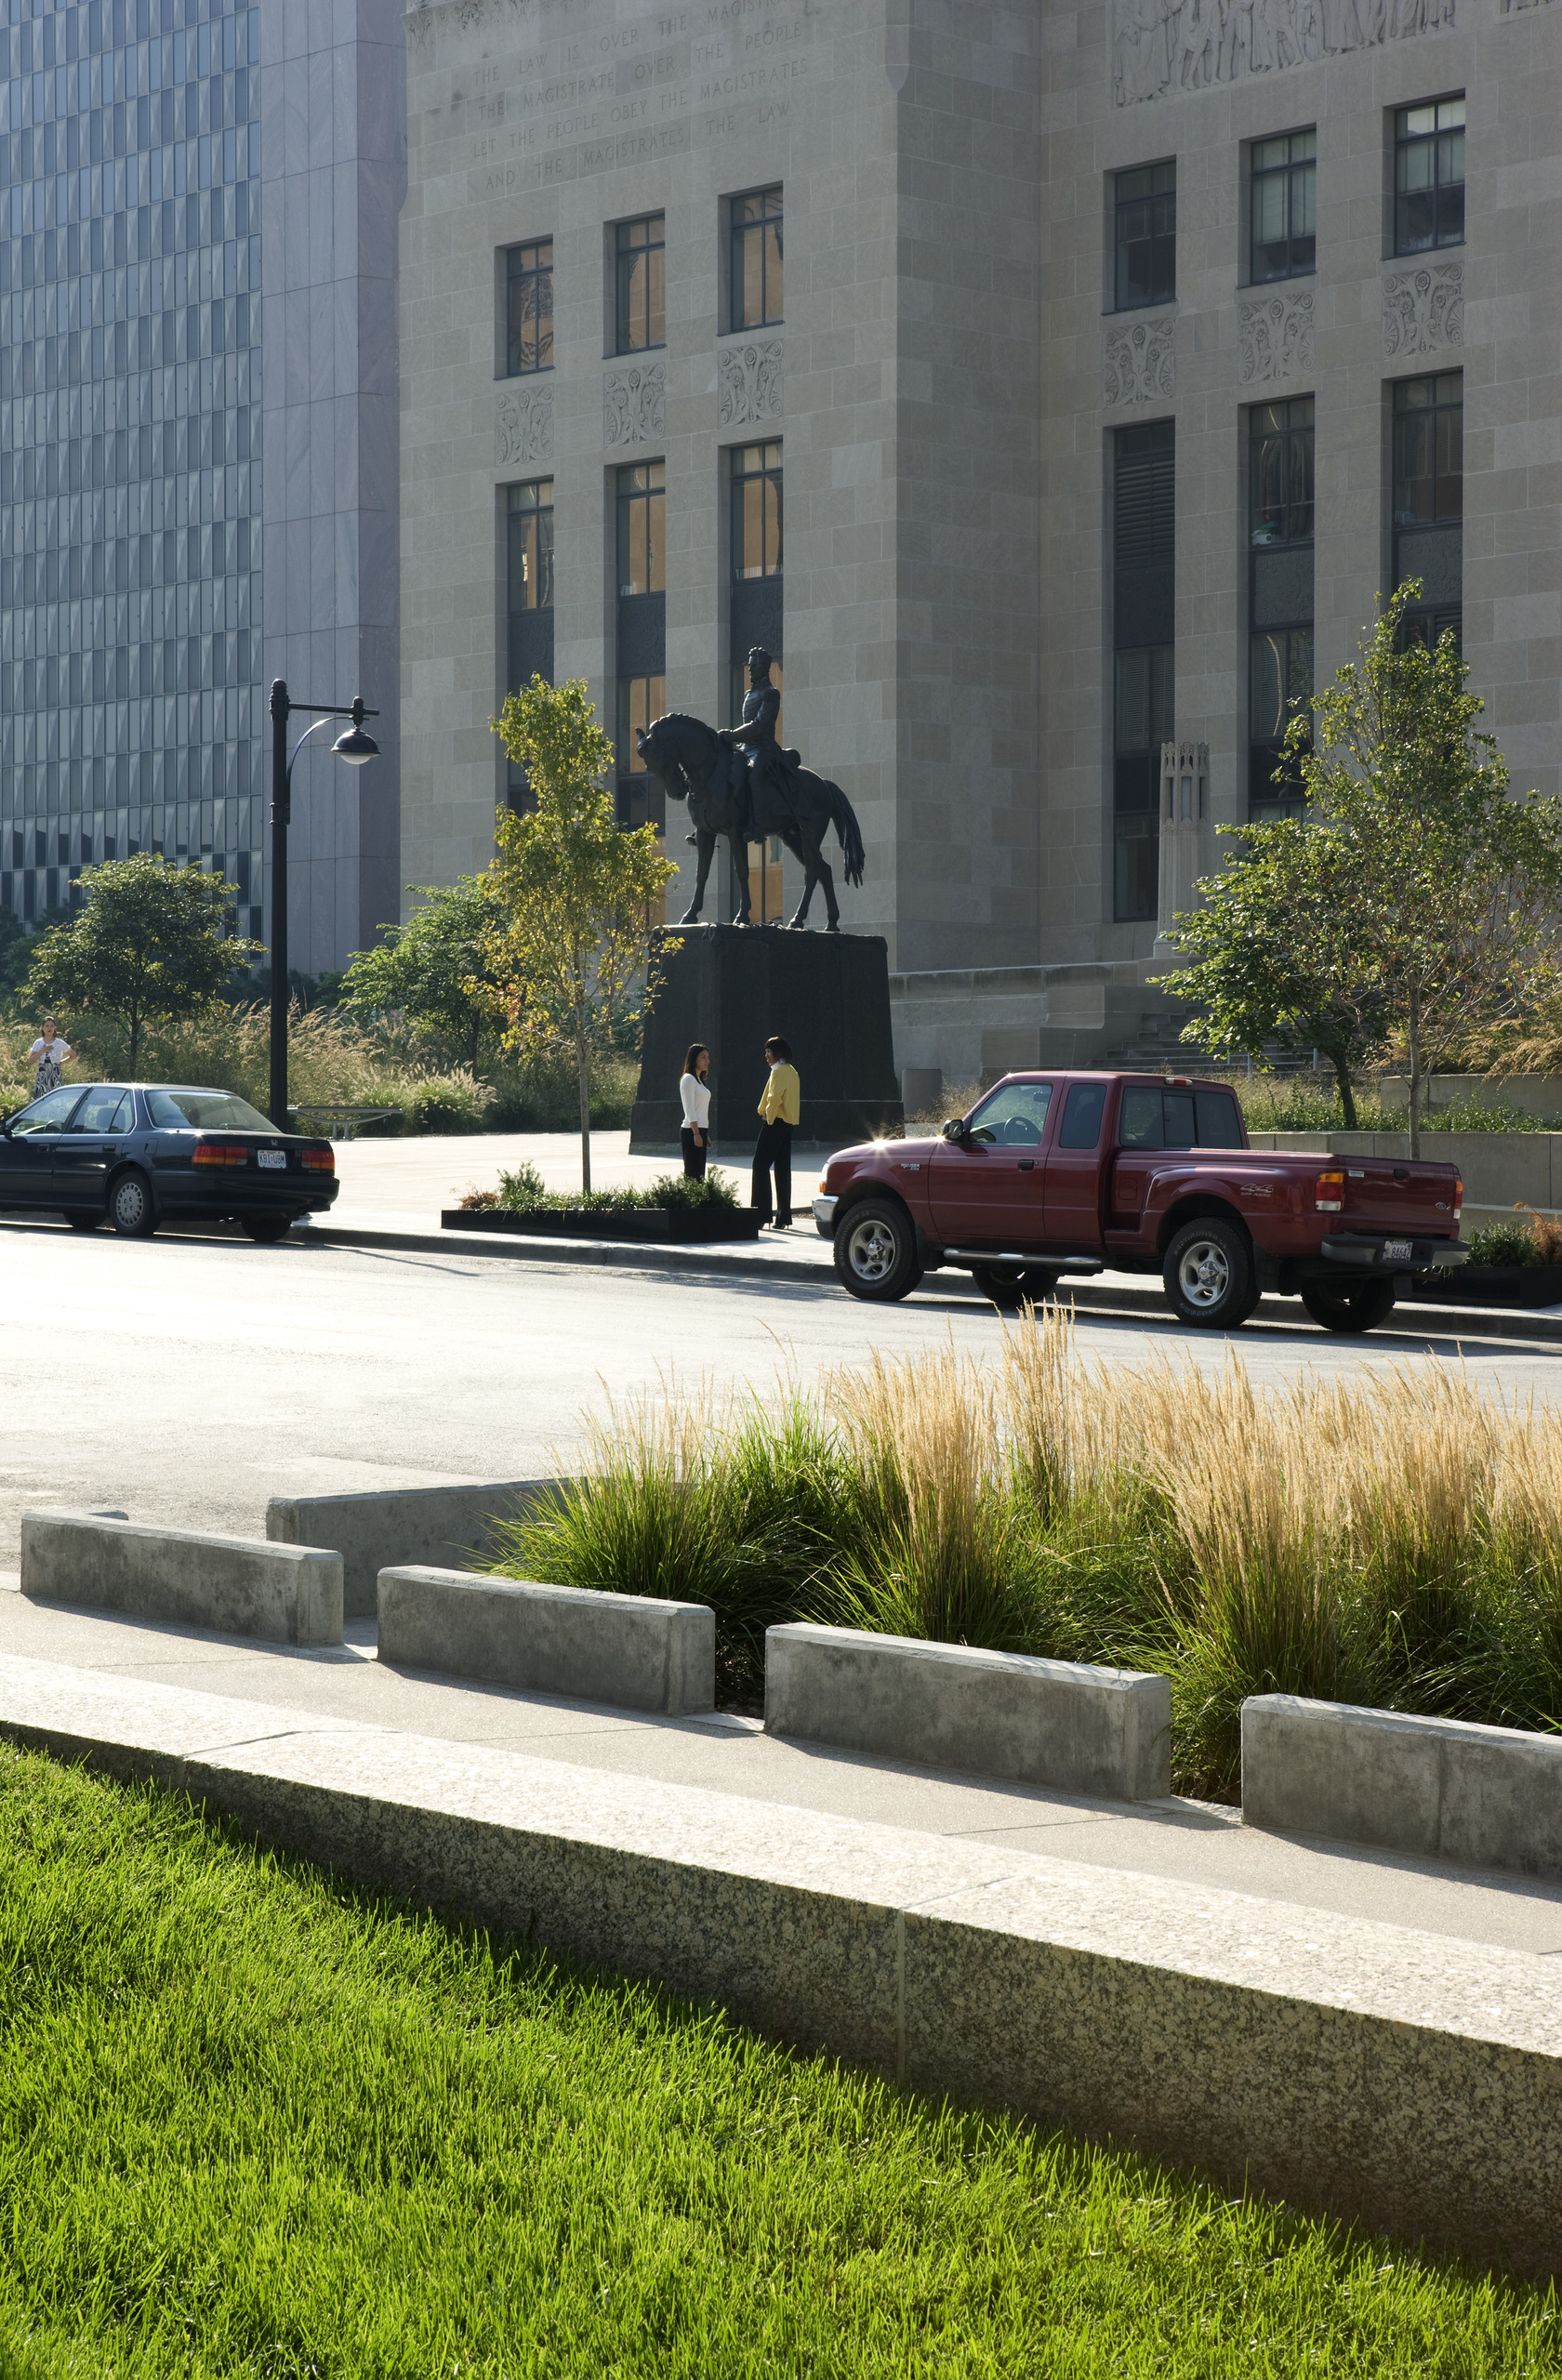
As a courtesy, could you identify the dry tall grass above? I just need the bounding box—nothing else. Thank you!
[494,1310,1562,1790]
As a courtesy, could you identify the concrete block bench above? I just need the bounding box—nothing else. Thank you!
[764,1623,1172,1801]
[267,1480,561,1620]
[21,1509,343,1648]
[1241,1695,1562,1881]
[377,1567,715,1715]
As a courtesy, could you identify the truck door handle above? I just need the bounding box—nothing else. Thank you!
[1018,1159,1035,1171]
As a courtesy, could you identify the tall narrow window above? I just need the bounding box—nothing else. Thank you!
[616,461,667,829]
[1114,162,1175,311]
[615,215,665,354]
[1249,397,1314,820]
[1250,130,1316,283]
[1395,98,1464,255]
[1112,419,1174,923]
[730,187,783,330]
[505,480,554,810]
[729,443,784,922]
[506,238,553,377]
[1393,372,1463,647]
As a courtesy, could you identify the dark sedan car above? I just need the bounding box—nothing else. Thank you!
[0,1083,339,1240]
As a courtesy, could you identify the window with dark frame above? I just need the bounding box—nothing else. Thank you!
[616,460,667,831]
[616,458,666,598]
[1392,371,1463,649]
[505,480,555,812]
[1248,397,1314,820]
[729,442,784,922]
[505,238,554,377]
[1250,130,1316,284]
[730,186,783,330]
[615,215,666,354]
[616,675,668,831]
[1112,418,1174,925]
[1114,161,1176,312]
[1395,98,1464,255]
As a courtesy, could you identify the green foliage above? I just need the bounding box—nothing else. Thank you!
[4,1749,1554,2376]
[485,678,677,1192]
[0,909,39,1002]
[488,1165,741,1216]
[22,853,262,1069]
[1159,586,1562,1152]
[1467,1218,1547,1268]
[340,875,510,1063]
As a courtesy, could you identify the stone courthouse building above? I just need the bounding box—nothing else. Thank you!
[398,0,1561,1081]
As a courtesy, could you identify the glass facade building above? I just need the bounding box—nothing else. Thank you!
[1,0,265,933]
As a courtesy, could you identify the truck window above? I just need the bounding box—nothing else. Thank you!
[1058,1081,1107,1150]
[966,1081,1053,1147]
[1196,1089,1242,1146]
[1163,1091,1197,1147]
[1119,1088,1163,1148]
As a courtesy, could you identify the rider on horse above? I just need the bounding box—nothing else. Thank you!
[721,647,802,845]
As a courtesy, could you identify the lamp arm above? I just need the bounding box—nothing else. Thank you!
[285,715,337,788]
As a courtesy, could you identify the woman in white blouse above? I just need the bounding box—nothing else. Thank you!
[680,1043,712,1178]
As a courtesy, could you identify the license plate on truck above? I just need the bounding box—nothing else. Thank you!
[1383,1237,1412,1262]
[258,1150,286,1170]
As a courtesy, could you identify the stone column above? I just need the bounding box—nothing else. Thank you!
[1152,740,1210,960]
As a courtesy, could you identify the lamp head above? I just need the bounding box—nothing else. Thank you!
[332,696,379,766]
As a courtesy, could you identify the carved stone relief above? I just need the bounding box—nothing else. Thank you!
[1114,0,1457,106]
[495,381,553,469]
[1104,316,1176,407]
[1382,260,1463,357]
[1502,0,1552,11]
[717,339,784,428]
[602,362,666,447]
[1238,289,1315,383]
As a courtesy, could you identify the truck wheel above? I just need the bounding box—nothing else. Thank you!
[1301,1279,1397,1334]
[971,1264,1061,1313]
[1162,1218,1253,1329]
[835,1199,923,1303]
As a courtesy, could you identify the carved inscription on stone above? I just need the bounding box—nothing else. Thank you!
[1238,289,1315,384]
[1382,261,1463,357]
[1104,316,1176,406]
[496,381,553,468]
[603,361,667,446]
[1114,0,1457,105]
[718,339,784,427]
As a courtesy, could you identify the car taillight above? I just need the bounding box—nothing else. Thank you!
[1316,1170,1344,1213]
[193,1142,249,1168]
[302,1147,335,1173]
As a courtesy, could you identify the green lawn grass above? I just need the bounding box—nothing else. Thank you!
[0,1748,1555,2378]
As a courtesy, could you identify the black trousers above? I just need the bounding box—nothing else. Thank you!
[681,1127,708,1180]
[751,1118,793,1223]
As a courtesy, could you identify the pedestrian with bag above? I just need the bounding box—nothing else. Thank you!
[680,1042,712,1179]
[751,1035,799,1229]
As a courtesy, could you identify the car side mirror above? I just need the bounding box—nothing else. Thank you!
[940,1117,968,1144]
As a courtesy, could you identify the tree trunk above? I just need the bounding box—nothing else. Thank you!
[1330,1049,1357,1130]
[1407,986,1422,1162]
[575,972,591,1197]
[127,1004,139,1074]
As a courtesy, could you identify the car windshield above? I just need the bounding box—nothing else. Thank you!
[145,1090,274,1132]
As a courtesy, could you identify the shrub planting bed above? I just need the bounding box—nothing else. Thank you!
[1,1747,1554,2374]
[451,1165,760,1241]
[488,1314,1562,1799]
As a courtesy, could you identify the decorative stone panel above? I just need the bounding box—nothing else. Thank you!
[1114,0,1460,104]
[1104,316,1176,407]
[1382,261,1463,358]
[495,381,553,469]
[1238,289,1315,385]
[603,361,666,446]
[717,338,784,428]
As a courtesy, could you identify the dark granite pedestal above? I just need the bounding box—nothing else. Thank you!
[630,925,904,1153]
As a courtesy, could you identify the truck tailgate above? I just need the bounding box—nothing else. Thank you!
[1320,1158,1460,1233]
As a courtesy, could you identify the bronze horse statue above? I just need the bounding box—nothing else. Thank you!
[634,712,866,930]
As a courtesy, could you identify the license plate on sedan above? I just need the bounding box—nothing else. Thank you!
[1383,1237,1412,1262]
[258,1149,286,1170]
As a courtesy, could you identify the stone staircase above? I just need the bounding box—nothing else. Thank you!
[1101,1009,1319,1078]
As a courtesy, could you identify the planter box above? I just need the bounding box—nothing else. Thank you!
[442,1206,763,1244]
[1406,1263,1562,1309]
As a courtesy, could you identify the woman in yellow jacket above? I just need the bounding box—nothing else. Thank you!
[752,1035,800,1229]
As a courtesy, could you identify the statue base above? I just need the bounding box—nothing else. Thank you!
[630,925,904,1154]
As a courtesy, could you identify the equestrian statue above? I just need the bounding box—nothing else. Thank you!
[633,647,866,931]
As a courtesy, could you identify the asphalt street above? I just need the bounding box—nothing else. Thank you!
[5,1202,1562,1567]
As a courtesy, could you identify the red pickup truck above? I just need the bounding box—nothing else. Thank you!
[814,1072,1467,1333]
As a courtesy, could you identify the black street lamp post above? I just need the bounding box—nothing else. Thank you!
[269,678,380,1128]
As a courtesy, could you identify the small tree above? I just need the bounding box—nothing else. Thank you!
[1154,814,1387,1128]
[24,853,262,1071]
[340,875,509,1064]
[483,677,676,1192]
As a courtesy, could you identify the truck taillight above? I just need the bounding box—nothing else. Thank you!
[1316,1170,1344,1214]
[1453,1176,1463,1222]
